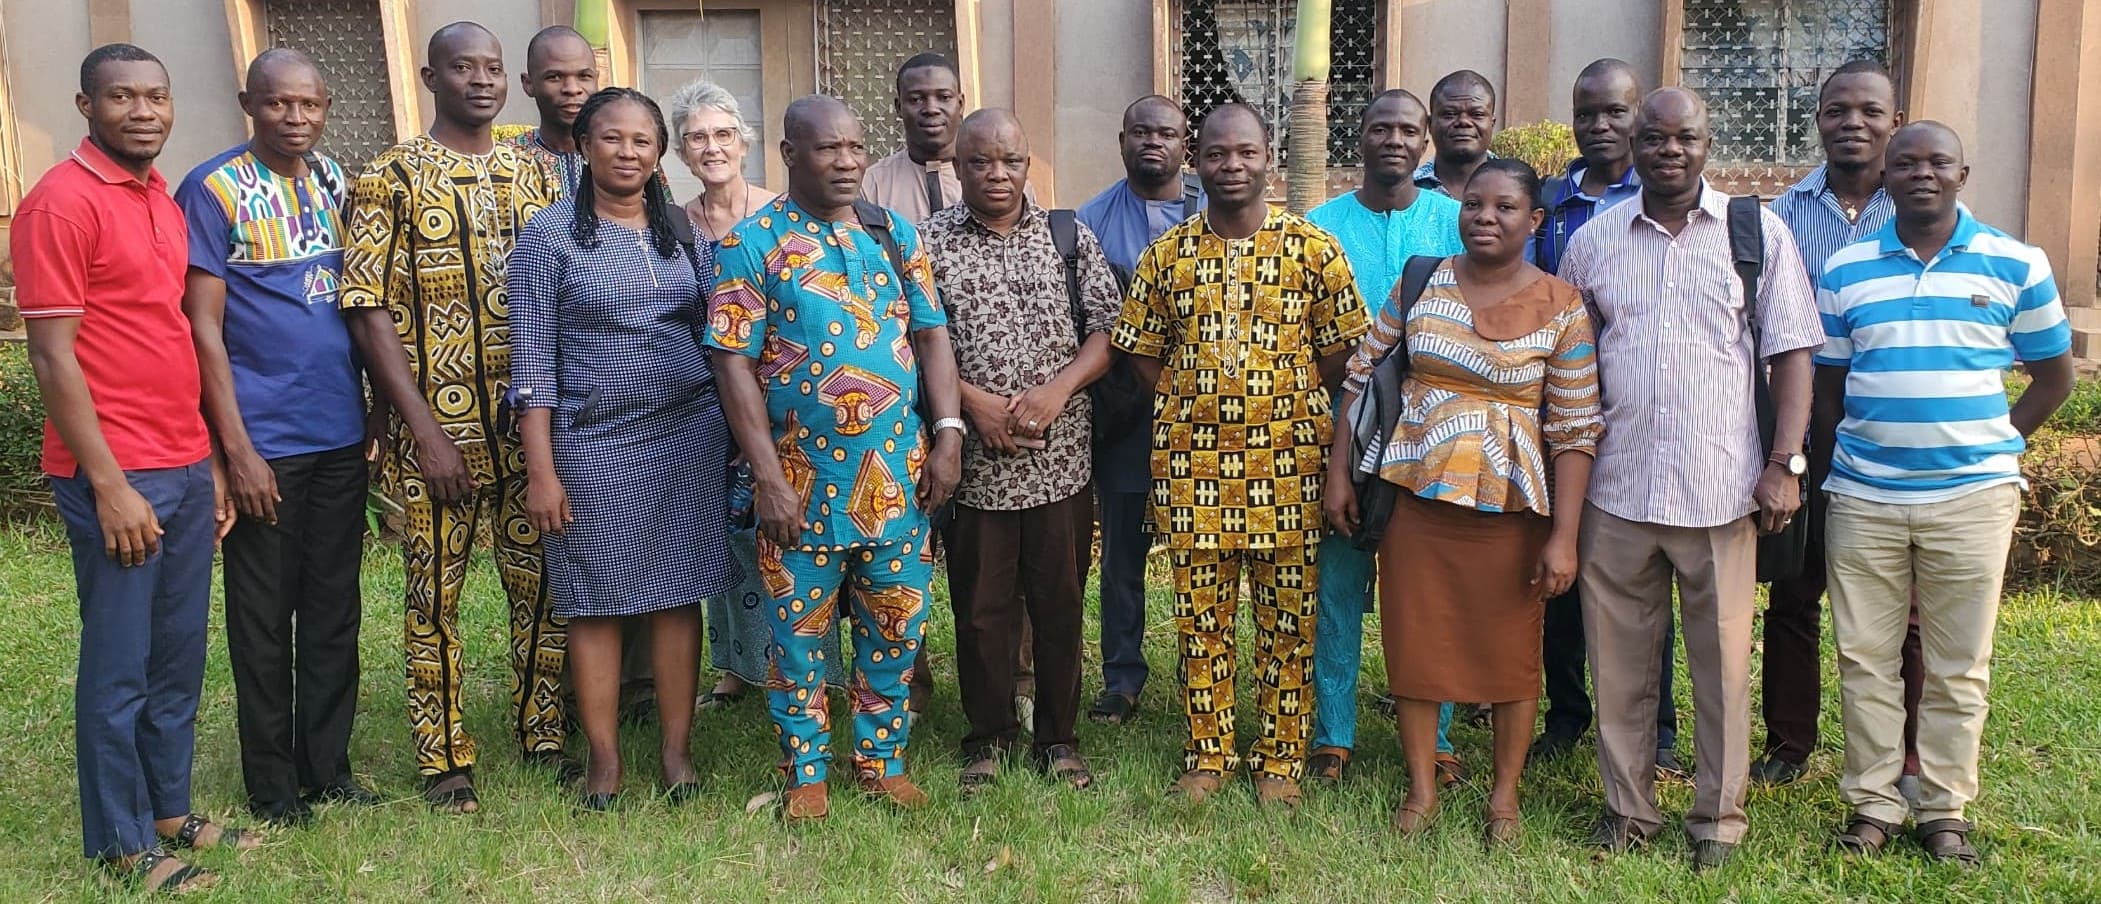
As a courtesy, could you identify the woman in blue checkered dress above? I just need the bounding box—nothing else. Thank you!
[508,89,737,807]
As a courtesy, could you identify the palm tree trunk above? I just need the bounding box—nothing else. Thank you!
[1286,0,1332,214]
[575,0,613,83]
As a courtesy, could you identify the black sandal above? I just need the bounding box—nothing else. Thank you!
[1834,813,1898,856]
[1086,692,1136,724]
[522,749,586,785]
[424,769,480,814]
[167,813,256,852]
[110,848,216,894]
[960,751,1000,796]
[1305,746,1351,783]
[1916,818,1981,868]
[1036,744,1094,791]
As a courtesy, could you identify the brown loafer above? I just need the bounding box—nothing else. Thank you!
[1254,776,1303,811]
[1166,769,1225,805]
[858,775,929,810]
[782,782,829,822]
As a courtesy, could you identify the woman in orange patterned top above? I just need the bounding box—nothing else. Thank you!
[1324,158,1602,846]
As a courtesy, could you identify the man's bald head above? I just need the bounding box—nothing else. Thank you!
[1888,119,1962,161]
[783,94,856,143]
[245,47,324,97]
[1198,102,1270,146]
[956,108,1026,157]
[1635,86,1708,134]
[526,25,590,71]
[1124,95,1184,129]
[428,21,498,62]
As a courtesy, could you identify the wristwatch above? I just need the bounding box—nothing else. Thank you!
[933,417,968,436]
[1769,450,1807,476]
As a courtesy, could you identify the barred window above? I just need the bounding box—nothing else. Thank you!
[640,9,768,199]
[1679,0,1892,173]
[1174,0,1378,166]
[265,0,395,172]
[815,0,958,161]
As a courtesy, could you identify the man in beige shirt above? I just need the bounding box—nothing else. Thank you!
[864,52,1034,225]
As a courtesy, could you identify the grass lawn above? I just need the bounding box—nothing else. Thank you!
[0,519,2095,903]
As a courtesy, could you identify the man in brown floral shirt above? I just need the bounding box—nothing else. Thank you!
[920,109,1122,793]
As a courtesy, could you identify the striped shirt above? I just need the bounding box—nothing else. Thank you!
[1558,182,1823,528]
[1814,207,2072,504]
[1769,164,1894,279]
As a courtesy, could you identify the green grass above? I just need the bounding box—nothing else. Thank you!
[0,520,2095,902]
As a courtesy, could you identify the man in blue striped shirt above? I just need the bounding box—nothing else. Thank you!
[1814,122,2073,867]
[1757,59,1927,792]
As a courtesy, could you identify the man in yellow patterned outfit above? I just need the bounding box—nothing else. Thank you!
[342,22,568,813]
[1112,103,1368,809]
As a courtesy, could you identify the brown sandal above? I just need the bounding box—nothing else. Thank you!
[1391,796,1440,835]
[1434,753,1468,789]
[1916,818,1981,868]
[1484,809,1522,848]
[1167,769,1225,805]
[1254,776,1303,811]
[959,751,1001,796]
[1834,813,1898,856]
[1305,746,1351,783]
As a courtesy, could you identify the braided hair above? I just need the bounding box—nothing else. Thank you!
[569,87,682,258]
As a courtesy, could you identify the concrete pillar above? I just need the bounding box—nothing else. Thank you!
[2025,0,2101,358]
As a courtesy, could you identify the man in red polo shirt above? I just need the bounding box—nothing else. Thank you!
[12,43,248,892]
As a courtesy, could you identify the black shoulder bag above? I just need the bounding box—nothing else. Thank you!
[852,200,954,531]
[1048,209,1151,447]
[1345,254,1443,550]
[1728,196,1812,582]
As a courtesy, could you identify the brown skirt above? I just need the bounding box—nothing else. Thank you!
[1379,491,1551,703]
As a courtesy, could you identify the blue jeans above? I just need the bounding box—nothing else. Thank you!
[1313,531,1454,753]
[55,460,216,859]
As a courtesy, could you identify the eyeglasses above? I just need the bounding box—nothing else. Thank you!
[681,128,743,150]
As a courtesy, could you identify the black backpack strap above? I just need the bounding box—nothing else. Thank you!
[1048,209,1087,344]
[1534,174,1568,240]
[1375,254,1444,368]
[852,199,911,279]
[1727,195,1775,454]
[1180,170,1202,217]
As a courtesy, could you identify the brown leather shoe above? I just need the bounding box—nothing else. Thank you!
[782,782,829,822]
[858,775,930,810]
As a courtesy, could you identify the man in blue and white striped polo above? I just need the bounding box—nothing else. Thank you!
[1814,122,2074,867]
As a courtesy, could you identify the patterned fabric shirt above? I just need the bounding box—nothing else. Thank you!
[919,202,1124,510]
[1112,207,1370,549]
[705,197,947,550]
[341,136,555,455]
[1343,263,1601,515]
[1815,208,2072,504]
[494,124,584,197]
[1557,182,1823,529]
[1770,163,1895,281]
[177,144,365,460]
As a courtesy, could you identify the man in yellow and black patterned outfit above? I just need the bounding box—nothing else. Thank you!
[342,21,569,812]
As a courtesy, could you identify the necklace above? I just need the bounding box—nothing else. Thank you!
[696,181,752,244]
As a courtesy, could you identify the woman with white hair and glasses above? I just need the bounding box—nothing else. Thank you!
[667,79,777,244]
[666,79,832,710]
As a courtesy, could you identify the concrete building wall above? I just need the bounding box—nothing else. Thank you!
[1051,0,1152,203]
[1543,0,1661,123]
[1971,0,2037,231]
[5,0,94,181]
[1395,0,1508,103]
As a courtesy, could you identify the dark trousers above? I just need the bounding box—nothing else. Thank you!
[1762,532,1925,768]
[1542,583,1680,750]
[1093,488,1152,699]
[946,491,1092,755]
[55,460,216,859]
[222,445,367,809]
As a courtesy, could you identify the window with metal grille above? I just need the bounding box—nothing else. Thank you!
[265,0,395,172]
[815,0,958,161]
[1173,0,1378,166]
[641,9,767,199]
[1679,0,1892,174]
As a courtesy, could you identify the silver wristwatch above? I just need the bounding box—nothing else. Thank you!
[933,417,968,435]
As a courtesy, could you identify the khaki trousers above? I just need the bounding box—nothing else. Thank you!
[1578,503,1757,844]
[1825,484,2021,825]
